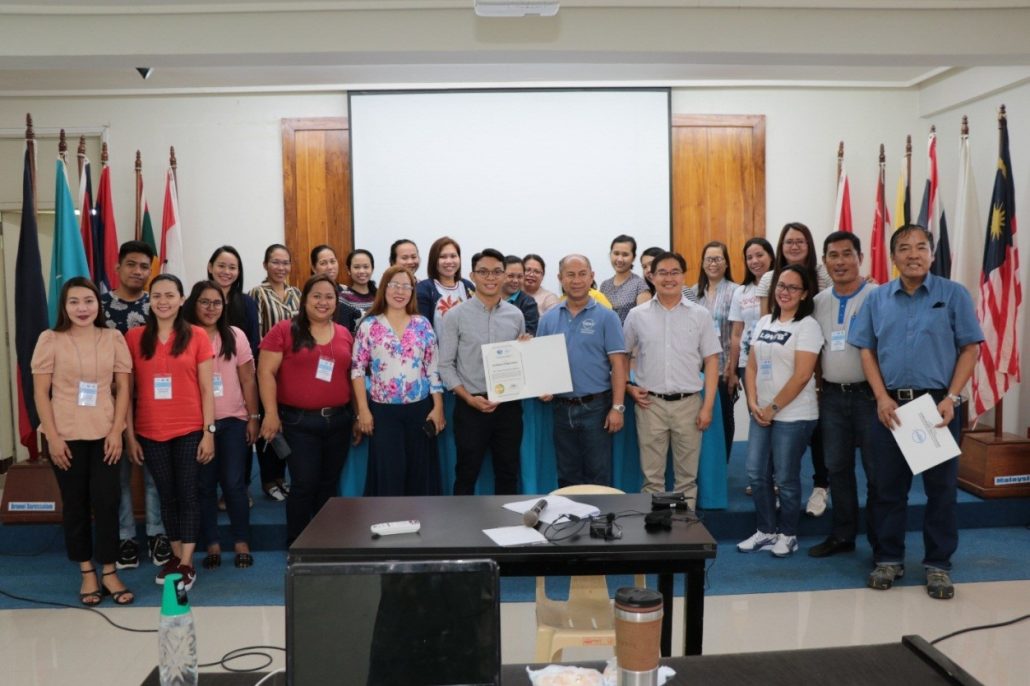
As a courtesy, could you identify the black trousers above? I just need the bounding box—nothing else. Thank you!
[53,439,120,564]
[139,431,203,544]
[452,398,522,495]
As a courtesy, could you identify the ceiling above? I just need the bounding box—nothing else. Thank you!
[1,1,1029,94]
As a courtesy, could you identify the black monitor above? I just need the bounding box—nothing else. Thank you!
[286,559,501,686]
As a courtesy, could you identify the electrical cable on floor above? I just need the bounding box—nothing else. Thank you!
[0,587,285,675]
[930,613,1030,645]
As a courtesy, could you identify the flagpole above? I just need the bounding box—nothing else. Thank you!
[135,150,142,241]
[26,114,36,215]
[76,135,86,185]
[837,141,843,183]
[170,145,177,191]
[101,140,109,168]
[904,134,912,224]
[58,129,67,164]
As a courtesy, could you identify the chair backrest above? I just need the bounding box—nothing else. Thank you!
[550,484,625,496]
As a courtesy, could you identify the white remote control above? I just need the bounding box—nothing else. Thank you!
[370,520,421,537]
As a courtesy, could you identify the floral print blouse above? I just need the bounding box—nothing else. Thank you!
[350,314,444,404]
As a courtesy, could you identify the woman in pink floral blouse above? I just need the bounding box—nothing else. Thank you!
[351,265,446,495]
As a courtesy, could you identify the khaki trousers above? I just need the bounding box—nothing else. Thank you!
[635,394,702,508]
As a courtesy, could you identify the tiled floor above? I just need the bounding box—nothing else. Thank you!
[1,580,1026,685]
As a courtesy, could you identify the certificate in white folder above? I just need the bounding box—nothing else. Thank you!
[482,334,573,403]
[889,393,962,475]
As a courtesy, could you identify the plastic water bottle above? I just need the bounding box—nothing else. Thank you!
[158,572,198,686]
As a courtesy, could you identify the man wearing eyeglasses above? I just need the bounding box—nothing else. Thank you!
[438,248,527,495]
[849,225,982,600]
[623,252,721,508]
[538,254,628,488]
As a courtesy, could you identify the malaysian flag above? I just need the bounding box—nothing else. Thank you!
[971,108,1022,422]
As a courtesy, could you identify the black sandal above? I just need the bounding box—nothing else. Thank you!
[100,570,134,605]
[202,553,222,570]
[80,568,102,606]
[234,552,254,568]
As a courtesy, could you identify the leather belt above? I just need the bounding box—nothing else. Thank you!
[647,391,696,401]
[280,404,348,418]
[888,388,947,402]
[822,381,870,393]
[554,392,609,406]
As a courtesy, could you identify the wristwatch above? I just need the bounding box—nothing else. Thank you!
[947,393,963,406]
[612,404,626,414]
[206,423,217,434]
[770,402,781,414]
[249,413,261,420]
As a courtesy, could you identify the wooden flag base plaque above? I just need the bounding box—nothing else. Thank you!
[1,460,63,524]
[958,428,1030,499]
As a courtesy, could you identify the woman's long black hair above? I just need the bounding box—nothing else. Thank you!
[139,274,192,359]
[183,280,236,361]
[291,274,338,353]
[207,245,248,330]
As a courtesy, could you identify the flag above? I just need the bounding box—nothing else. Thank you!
[138,170,159,282]
[917,129,952,278]
[49,158,90,325]
[160,168,186,281]
[833,164,853,233]
[952,124,982,301]
[870,155,890,283]
[94,163,120,292]
[971,111,1023,422]
[14,144,50,459]
[77,157,97,278]
[894,158,910,229]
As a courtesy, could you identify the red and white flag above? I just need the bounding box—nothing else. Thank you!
[869,154,890,283]
[160,168,186,281]
[833,163,853,233]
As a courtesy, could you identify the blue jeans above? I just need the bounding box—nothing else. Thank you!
[866,394,960,570]
[820,384,877,545]
[198,417,250,547]
[281,405,353,545]
[118,454,164,540]
[745,417,817,536]
[552,393,613,488]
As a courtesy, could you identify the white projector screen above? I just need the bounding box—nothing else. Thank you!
[349,89,671,294]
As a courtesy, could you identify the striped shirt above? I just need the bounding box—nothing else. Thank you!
[248,281,301,338]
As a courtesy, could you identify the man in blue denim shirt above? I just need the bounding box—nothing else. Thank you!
[809,231,876,559]
[849,225,982,600]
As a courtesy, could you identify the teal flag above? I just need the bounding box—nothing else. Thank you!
[49,159,90,325]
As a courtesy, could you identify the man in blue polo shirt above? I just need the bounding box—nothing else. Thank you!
[538,254,628,487]
[849,225,982,600]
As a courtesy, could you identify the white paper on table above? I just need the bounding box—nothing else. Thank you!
[889,393,962,475]
[482,334,573,403]
[502,495,601,525]
[483,525,549,547]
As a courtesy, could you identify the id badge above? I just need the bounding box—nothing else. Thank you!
[316,356,335,382]
[213,372,224,398]
[77,381,98,407]
[759,358,773,381]
[830,330,847,352]
[154,376,173,400]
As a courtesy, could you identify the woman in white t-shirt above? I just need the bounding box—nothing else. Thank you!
[737,265,822,558]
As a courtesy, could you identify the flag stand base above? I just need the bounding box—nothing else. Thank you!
[958,429,1030,498]
[0,461,63,524]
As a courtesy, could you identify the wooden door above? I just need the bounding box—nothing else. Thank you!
[281,118,352,289]
[672,115,765,287]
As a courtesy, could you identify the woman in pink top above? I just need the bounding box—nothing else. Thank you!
[184,281,260,570]
[32,277,133,605]
[125,274,215,592]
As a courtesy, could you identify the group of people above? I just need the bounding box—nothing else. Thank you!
[34,223,980,605]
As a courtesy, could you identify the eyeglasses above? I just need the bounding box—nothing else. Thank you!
[703,257,725,265]
[783,239,807,248]
[655,270,683,278]
[474,268,506,278]
[268,260,291,268]
[386,282,414,292]
[197,299,224,309]
[775,283,804,294]
[524,268,543,276]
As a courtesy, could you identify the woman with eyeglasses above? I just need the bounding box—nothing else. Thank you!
[351,265,445,496]
[521,254,560,315]
[184,281,258,570]
[691,241,738,461]
[258,274,355,545]
[415,236,475,328]
[738,265,822,559]
[248,244,302,503]
[309,244,364,334]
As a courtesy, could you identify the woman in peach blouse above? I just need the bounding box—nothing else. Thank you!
[32,277,133,605]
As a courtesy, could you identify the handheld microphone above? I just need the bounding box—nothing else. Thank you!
[523,499,548,527]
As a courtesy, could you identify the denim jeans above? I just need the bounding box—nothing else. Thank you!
[118,454,164,540]
[745,417,817,536]
[552,392,613,488]
[198,417,250,547]
[820,384,877,545]
[281,406,353,545]
[866,394,960,570]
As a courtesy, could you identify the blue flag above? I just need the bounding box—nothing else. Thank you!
[48,158,90,325]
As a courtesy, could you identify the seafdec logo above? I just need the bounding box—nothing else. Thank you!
[580,318,596,335]
[756,330,793,345]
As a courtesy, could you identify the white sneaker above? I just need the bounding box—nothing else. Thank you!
[737,530,778,553]
[771,534,798,557]
[805,487,829,517]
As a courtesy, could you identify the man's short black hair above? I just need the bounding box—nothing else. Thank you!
[471,248,505,271]
[823,231,862,255]
[118,240,155,262]
[649,251,686,274]
[890,224,934,255]
[504,255,523,267]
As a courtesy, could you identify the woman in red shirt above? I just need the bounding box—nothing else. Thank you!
[125,275,215,591]
[258,274,355,545]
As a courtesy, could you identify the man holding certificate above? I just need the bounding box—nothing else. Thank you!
[438,248,527,495]
[538,254,628,488]
[849,225,982,600]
